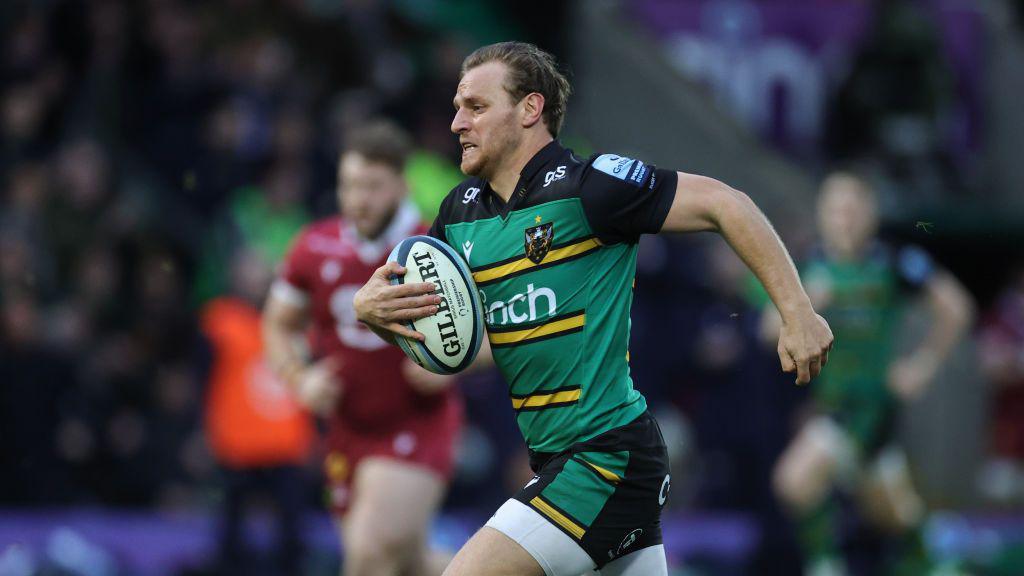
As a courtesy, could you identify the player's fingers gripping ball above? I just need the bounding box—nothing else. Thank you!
[387,235,484,374]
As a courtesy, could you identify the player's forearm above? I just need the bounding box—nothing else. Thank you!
[917,273,975,365]
[711,186,814,322]
[462,337,495,374]
[262,315,309,389]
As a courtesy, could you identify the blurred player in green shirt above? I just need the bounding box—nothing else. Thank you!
[772,171,974,576]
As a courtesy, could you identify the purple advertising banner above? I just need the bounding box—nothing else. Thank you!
[632,0,984,162]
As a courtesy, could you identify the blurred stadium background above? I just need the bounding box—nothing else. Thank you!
[2,0,1024,574]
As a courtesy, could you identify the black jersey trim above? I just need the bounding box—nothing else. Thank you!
[488,310,586,348]
[472,236,601,287]
[510,384,582,400]
[487,309,586,334]
[510,385,582,412]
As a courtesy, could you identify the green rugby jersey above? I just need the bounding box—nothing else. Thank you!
[803,241,935,410]
[429,141,677,452]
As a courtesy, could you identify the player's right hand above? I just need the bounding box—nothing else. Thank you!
[295,357,343,416]
[353,261,441,341]
[778,310,833,385]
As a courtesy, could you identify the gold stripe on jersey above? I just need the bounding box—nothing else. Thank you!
[575,457,622,484]
[488,310,585,348]
[530,496,586,539]
[472,237,601,286]
[510,386,582,412]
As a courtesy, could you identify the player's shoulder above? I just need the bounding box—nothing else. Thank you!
[869,239,930,265]
[583,151,652,187]
[295,216,342,239]
[890,242,935,284]
[436,176,489,224]
[290,216,346,255]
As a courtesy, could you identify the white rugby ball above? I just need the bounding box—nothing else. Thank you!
[387,235,484,374]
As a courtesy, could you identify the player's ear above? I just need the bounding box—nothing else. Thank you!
[521,92,545,130]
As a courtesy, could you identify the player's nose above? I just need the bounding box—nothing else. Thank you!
[451,108,470,134]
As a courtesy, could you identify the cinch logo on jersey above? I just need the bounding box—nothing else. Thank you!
[483,283,586,349]
[592,154,648,185]
[485,283,557,326]
[412,250,461,357]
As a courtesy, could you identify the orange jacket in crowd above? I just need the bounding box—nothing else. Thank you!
[201,297,314,468]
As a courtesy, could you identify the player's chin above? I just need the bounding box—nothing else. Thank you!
[460,155,483,176]
[355,218,388,239]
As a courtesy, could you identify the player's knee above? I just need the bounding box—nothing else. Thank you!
[773,461,809,511]
[345,529,421,575]
[344,539,395,575]
[773,455,829,513]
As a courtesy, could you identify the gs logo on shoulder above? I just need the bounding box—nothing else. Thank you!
[525,222,553,264]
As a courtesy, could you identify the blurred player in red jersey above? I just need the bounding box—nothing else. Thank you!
[263,120,463,576]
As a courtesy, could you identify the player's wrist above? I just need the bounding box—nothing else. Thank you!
[279,361,309,392]
[777,296,816,325]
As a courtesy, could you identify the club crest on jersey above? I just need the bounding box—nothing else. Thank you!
[524,222,553,265]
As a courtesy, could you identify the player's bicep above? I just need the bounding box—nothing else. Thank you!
[659,172,728,233]
[580,155,676,243]
[264,281,311,331]
[923,271,975,326]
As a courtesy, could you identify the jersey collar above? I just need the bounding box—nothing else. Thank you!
[490,139,564,216]
[519,139,565,186]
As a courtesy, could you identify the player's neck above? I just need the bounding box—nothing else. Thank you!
[825,240,870,263]
[490,132,553,202]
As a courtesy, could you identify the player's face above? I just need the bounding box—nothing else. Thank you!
[337,152,406,239]
[817,175,878,257]
[451,61,523,180]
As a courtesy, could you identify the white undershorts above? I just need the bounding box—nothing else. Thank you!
[485,499,668,576]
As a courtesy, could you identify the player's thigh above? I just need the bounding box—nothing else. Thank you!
[774,416,851,510]
[442,526,545,576]
[345,457,447,546]
[597,544,667,576]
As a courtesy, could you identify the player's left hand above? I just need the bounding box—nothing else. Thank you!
[888,351,939,401]
[778,310,834,385]
[401,358,455,395]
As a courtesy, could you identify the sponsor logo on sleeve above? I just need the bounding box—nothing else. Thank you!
[593,154,646,185]
[628,161,648,185]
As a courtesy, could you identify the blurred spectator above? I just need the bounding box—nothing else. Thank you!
[201,247,314,575]
[978,265,1024,505]
[825,0,958,198]
[0,290,79,504]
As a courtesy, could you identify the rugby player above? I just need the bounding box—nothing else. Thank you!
[263,120,463,576]
[353,42,833,576]
[771,171,974,576]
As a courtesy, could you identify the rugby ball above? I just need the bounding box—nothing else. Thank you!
[387,235,484,374]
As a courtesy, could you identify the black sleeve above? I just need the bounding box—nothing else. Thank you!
[578,153,678,244]
[428,190,454,242]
